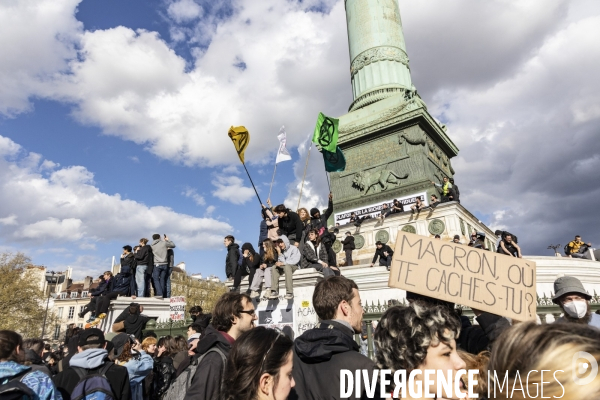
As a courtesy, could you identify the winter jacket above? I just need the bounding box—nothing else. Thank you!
[300,241,328,269]
[259,220,268,248]
[120,253,136,272]
[151,239,176,265]
[225,243,240,278]
[134,245,154,275]
[0,361,61,400]
[290,320,376,400]
[278,211,303,240]
[24,349,52,376]
[264,209,280,242]
[114,305,151,341]
[308,198,333,233]
[458,313,511,355]
[53,348,131,400]
[112,272,133,296]
[342,235,355,251]
[90,280,108,297]
[241,243,261,274]
[122,351,153,400]
[182,325,232,400]
[278,235,301,266]
[372,244,394,264]
[152,355,175,400]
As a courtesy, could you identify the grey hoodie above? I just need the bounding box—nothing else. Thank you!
[69,348,109,369]
[151,239,176,264]
[278,235,301,266]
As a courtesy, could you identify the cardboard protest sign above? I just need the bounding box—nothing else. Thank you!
[169,296,186,321]
[388,231,537,321]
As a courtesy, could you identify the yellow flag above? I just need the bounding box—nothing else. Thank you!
[228,126,250,164]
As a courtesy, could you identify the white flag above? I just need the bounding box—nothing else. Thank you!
[276,126,292,163]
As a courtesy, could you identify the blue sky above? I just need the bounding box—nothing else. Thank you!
[1,0,600,280]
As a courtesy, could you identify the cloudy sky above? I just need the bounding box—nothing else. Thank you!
[1,0,599,280]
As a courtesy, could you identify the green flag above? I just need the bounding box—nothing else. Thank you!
[312,112,339,153]
[323,146,346,172]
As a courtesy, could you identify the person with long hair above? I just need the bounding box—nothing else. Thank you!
[250,239,278,298]
[113,334,153,400]
[374,302,466,399]
[232,243,261,294]
[486,322,600,399]
[152,336,176,400]
[141,337,157,400]
[221,327,294,400]
[0,330,61,399]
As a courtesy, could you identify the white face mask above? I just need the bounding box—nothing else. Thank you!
[563,300,588,319]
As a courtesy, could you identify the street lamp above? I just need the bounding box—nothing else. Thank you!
[41,271,65,340]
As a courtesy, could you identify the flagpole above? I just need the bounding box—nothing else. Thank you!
[242,162,263,205]
[268,162,278,202]
[297,143,312,210]
[325,171,331,192]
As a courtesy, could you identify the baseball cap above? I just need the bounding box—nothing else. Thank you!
[78,328,105,347]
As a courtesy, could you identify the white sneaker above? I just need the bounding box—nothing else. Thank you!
[250,290,259,298]
[284,293,294,300]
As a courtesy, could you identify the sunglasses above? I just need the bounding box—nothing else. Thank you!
[240,309,256,316]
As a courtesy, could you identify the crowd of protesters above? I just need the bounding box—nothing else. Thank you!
[4,274,599,399]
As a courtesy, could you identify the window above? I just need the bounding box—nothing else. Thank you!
[70,292,78,298]
[60,293,67,299]
[68,306,75,320]
[82,291,88,298]
[79,306,85,317]
[57,307,64,318]
[53,325,61,340]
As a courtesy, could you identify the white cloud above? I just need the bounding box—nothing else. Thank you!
[182,186,206,205]
[204,205,216,217]
[167,0,203,23]
[211,175,255,205]
[0,135,233,250]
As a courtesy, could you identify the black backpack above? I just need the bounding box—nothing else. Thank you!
[564,243,571,255]
[0,370,36,400]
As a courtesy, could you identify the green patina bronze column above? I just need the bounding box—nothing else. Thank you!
[330,0,460,222]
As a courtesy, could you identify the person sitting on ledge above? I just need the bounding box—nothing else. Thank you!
[429,194,440,209]
[270,235,300,300]
[566,235,592,259]
[498,233,521,258]
[410,197,425,214]
[370,241,394,271]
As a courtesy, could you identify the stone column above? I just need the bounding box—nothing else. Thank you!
[345,0,413,111]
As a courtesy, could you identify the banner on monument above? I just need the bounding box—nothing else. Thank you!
[169,296,186,321]
[257,303,294,332]
[388,231,537,321]
[334,192,427,225]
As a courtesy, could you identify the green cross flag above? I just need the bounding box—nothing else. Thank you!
[311,112,339,153]
[322,146,346,172]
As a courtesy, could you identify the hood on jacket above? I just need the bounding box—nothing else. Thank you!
[280,235,291,250]
[194,325,232,356]
[241,243,256,255]
[294,320,359,363]
[24,349,44,365]
[69,348,109,369]
[0,361,31,381]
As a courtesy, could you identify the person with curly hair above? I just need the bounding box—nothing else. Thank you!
[221,327,294,400]
[374,302,466,399]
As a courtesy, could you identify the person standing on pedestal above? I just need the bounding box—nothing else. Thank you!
[134,238,153,298]
[342,231,355,267]
[150,233,176,299]
[431,176,454,203]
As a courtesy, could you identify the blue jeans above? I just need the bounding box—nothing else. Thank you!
[166,266,172,298]
[153,264,168,297]
[135,265,147,297]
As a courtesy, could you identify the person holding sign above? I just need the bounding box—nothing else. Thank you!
[371,241,394,271]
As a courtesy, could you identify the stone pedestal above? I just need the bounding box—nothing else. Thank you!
[96,296,172,335]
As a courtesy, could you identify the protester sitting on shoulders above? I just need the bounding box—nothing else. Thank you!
[250,239,277,298]
[221,327,295,400]
[270,236,300,300]
[487,322,600,399]
[552,276,600,328]
[273,204,303,246]
[498,233,521,258]
[566,235,592,259]
[300,229,333,275]
[0,330,62,400]
[189,305,212,332]
[370,241,394,271]
[374,302,467,398]
[291,277,375,400]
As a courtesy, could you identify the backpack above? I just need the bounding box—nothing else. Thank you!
[564,243,571,255]
[0,370,36,400]
[163,347,227,400]
[71,362,116,400]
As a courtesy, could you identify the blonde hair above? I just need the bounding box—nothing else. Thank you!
[141,336,157,352]
[297,208,310,222]
[458,350,489,396]
[486,322,600,399]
